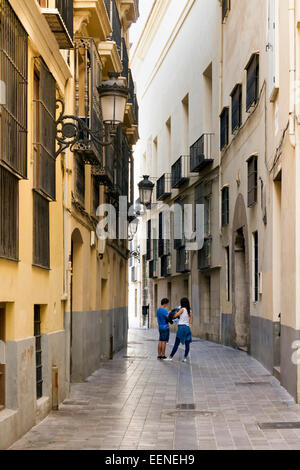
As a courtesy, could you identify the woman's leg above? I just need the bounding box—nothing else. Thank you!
[184,341,190,358]
[170,337,181,358]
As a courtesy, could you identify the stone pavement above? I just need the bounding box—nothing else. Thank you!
[10,328,300,450]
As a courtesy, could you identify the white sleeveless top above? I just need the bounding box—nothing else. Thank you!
[178,307,190,326]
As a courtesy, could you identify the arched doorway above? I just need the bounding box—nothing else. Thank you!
[70,228,83,378]
[232,195,250,351]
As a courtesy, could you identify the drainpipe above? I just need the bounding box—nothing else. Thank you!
[289,0,296,148]
[219,3,224,344]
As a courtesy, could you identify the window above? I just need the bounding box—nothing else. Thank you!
[253,232,259,302]
[146,220,151,260]
[204,196,211,236]
[0,166,19,260]
[220,107,229,150]
[222,0,231,23]
[33,191,50,269]
[222,186,229,226]
[246,53,259,111]
[247,155,258,207]
[194,183,204,231]
[225,247,230,301]
[231,84,242,133]
[33,58,56,201]
[0,0,28,178]
[34,305,43,399]
[92,177,100,216]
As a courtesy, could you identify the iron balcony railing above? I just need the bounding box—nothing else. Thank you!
[190,133,214,173]
[161,254,171,278]
[121,38,129,81]
[156,173,171,201]
[176,248,190,274]
[198,238,212,270]
[149,259,158,279]
[128,69,139,125]
[73,37,103,165]
[105,0,122,53]
[171,155,189,189]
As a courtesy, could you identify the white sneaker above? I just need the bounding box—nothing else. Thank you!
[182,358,187,363]
[165,357,173,361]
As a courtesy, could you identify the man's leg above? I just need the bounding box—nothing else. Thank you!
[170,337,181,358]
[161,342,167,357]
[158,341,162,357]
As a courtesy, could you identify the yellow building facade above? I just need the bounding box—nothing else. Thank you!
[0,0,138,449]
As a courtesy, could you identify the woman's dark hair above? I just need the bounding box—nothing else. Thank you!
[181,297,191,315]
[161,298,169,306]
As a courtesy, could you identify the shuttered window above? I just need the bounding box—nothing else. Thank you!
[34,305,43,399]
[74,154,85,206]
[246,54,259,111]
[0,166,18,260]
[0,0,28,178]
[0,308,5,409]
[231,84,242,133]
[33,191,50,269]
[33,58,56,201]
[222,186,229,226]
[220,107,229,150]
[247,155,258,207]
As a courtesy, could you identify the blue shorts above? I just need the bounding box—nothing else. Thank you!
[159,329,170,343]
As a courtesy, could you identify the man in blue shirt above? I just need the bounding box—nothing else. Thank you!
[157,298,169,359]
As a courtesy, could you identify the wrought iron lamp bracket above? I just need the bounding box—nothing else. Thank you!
[55,100,112,158]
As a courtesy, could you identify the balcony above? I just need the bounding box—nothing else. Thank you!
[92,143,114,187]
[149,259,158,279]
[39,0,73,49]
[171,156,189,189]
[128,69,139,125]
[73,0,111,41]
[156,174,171,201]
[176,248,191,274]
[161,254,171,278]
[159,238,170,258]
[190,134,214,173]
[72,38,103,165]
[198,238,212,270]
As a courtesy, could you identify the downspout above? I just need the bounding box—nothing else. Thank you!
[219,2,224,344]
[289,0,296,148]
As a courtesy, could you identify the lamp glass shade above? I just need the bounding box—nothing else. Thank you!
[100,94,127,125]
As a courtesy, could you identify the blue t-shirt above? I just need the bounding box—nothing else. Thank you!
[157,307,169,331]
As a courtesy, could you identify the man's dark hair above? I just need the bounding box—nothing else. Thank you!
[161,298,169,306]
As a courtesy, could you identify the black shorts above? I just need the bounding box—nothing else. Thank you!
[159,329,170,343]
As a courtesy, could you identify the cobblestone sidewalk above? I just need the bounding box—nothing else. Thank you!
[10,329,300,450]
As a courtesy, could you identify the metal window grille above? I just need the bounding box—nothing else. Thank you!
[0,165,18,260]
[55,0,74,40]
[121,38,129,81]
[253,232,259,301]
[231,84,242,133]
[157,173,171,201]
[220,107,229,150]
[105,0,121,53]
[222,186,229,226]
[33,191,50,269]
[33,58,56,201]
[246,53,259,111]
[247,155,258,206]
[0,308,5,408]
[0,0,28,177]
[190,133,214,173]
[171,156,189,189]
[146,220,151,261]
[34,305,43,400]
[74,154,85,206]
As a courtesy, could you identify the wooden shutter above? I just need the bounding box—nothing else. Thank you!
[246,54,259,111]
[0,165,18,260]
[33,191,50,268]
[247,156,258,206]
[220,108,229,150]
[231,84,242,133]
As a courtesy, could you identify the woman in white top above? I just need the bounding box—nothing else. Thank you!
[166,298,193,362]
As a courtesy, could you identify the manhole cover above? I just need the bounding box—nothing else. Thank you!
[258,422,300,430]
[62,400,89,406]
[163,410,215,418]
[176,403,196,410]
[235,382,271,386]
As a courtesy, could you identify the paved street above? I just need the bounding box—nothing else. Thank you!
[10,328,300,450]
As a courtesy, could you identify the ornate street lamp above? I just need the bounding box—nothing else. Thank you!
[55,73,128,158]
[138,176,154,208]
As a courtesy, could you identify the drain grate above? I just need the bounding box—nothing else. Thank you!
[235,381,271,386]
[123,355,148,359]
[62,400,89,406]
[164,410,215,418]
[258,422,300,430]
[176,403,196,410]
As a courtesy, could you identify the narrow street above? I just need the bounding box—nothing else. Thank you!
[10,329,300,451]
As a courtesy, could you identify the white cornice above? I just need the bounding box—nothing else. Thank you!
[9,0,71,94]
[132,0,196,99]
